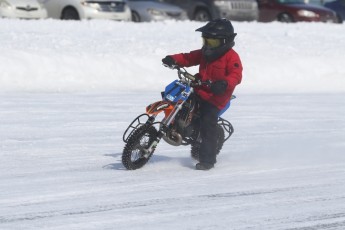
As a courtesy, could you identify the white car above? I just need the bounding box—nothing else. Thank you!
[0,0,47,19]
[41,0,131,20]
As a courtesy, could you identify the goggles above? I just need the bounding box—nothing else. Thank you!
[202,37,222,48]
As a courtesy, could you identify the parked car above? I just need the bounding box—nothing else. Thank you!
[127,0,187,22]
[324,0,345,22]
[257,0,338,23]
[40,0,131,20]
[160,0,258,21]
[0,0,47,19]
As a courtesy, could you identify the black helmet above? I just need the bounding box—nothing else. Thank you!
[196,18,237,42]
[196,18,237,63]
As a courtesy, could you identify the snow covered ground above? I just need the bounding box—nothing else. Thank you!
[1,19,345,229]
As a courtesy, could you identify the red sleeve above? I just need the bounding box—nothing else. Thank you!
[225,51,243,94]
[170,50,202,67]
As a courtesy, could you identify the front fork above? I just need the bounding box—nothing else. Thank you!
[142,131,164,158]
[143,102,186,157]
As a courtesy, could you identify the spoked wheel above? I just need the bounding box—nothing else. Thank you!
[122,125,158,170]
[191,124,225,161]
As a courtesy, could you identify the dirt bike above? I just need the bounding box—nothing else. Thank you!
[121,65,235,170]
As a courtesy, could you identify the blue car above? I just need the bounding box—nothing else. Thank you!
[324,0,345,23]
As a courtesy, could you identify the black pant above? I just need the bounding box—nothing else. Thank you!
[198,100,220,165]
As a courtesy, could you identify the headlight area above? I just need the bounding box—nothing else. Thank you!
[147,8,165,17]
[81,1,101,10]
[297,10,318,18]
[214,0,227,7]
[81,1,131,21]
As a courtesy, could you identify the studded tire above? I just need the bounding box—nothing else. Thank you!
[122,125,158,170]
[191,124,225,161]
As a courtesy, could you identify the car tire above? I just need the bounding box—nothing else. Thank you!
[61,7,80,20]
[131,11,141,22]
[336,14,343,24]
[193,9,211,22]
[278,13,294,23]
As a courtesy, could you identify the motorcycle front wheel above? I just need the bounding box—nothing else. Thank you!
[122,125,158,170]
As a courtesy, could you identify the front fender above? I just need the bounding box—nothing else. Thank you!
[146,101,174,116]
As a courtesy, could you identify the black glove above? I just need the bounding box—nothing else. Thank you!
[162,56,176,68]
[210,80,228,95]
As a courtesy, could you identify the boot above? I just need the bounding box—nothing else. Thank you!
[195,162,214,170]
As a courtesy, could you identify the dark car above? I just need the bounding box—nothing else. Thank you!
[257,0,338,22]
[160,0,258,21]
[324,0,345,23]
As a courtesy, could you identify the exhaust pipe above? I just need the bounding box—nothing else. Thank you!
[162,131,182,146]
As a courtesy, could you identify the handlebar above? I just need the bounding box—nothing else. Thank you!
[163,64,211,87]
[177,67,196,81]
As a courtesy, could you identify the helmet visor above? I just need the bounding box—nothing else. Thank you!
[202,37,221,48]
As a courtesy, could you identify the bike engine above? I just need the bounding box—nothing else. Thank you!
[162,101,196,146]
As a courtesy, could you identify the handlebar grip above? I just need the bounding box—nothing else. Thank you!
[191,80,212,87]
[183,72,196,81]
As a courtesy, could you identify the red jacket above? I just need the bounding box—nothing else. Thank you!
[171,49,243,110]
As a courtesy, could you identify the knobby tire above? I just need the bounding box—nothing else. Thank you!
[122,125,158,170]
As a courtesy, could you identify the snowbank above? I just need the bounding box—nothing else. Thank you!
[1,19,344,93]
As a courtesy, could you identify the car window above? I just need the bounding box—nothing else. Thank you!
[306,0,323,5]
[277,0,305,3]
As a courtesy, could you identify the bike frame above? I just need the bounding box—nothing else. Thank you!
[122,66,234,149]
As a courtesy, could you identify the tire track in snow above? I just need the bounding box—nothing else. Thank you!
[287,219,345,230]
[0,185,343,224]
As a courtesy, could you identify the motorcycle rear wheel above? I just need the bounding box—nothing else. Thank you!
[191,124,225,161]
[122,125,158,170]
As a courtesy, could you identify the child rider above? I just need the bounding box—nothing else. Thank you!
[162,18,243,170]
